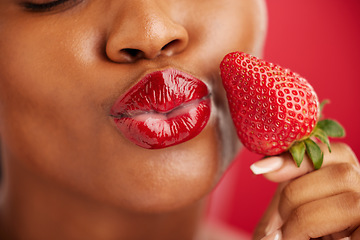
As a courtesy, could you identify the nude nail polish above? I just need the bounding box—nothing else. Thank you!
[250,157,284,175]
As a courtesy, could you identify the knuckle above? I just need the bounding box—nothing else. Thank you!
[286,205,321,239]
[333,162,354,178]
[282,183,294,204]
[332,142,359,165]
[280,182,297,211]
[289,205,307,229]
[330,163,360,191]
[344,192,360,211]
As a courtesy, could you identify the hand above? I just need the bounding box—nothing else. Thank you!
[252,142,360,240]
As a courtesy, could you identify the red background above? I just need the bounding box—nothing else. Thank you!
[208,0,360,235]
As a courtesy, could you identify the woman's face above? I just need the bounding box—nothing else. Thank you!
[0,0,267,212]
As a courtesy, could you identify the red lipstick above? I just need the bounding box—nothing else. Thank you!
[110,68,211,149]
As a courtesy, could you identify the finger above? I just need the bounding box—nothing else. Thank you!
[262,151,313,182]
[253,183,286,240]
[351,227,360,240]
[253,206,283,240]
[278,162,360,220]
[281,191,360,240]
[251,142,358,182]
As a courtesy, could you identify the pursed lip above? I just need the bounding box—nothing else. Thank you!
[110,68,211,149]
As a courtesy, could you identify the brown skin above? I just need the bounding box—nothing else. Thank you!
[1,1,360,240]
[253,143,360,240]
[0,0,266,239]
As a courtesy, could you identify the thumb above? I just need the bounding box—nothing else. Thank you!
[252,183,285,240]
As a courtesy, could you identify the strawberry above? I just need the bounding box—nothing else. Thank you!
[220,51,345,169]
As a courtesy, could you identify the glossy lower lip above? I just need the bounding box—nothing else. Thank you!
[110,68,211,149]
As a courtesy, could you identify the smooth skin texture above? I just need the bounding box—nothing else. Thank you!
[254,143,360,240]
[0,0,266,239]
[0,0,359,240]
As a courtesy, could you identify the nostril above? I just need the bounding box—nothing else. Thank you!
[161,39,181,55]
[119,48,144,62]
[116,39,184,63]
[122,48,143,58]
[161,40,174,50]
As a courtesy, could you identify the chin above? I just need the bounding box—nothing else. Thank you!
[90,122,227,214]
[121,105,238,214]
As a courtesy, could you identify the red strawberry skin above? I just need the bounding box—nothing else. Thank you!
[220,52,319,155]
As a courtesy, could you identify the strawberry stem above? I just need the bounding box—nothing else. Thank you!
[319,99,330,118]
[291,100,346,170]
[289,141,306,167]
[304,138,324,170]
[312,127,331,153]
[317,119,346,138]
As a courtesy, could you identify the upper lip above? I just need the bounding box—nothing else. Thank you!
[110,68,210,118]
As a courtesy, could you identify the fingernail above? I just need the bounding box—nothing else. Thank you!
[261,229,282,240]
[250,157,284,175]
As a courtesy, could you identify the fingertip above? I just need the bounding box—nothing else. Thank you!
[250,150,318,182]
[263,152,315,182]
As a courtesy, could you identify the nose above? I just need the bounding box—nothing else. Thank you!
[105,1,189,63]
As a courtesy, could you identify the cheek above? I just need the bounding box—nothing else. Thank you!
[0,19,108,184]
[189,0,267,58]
[0,14,110,142]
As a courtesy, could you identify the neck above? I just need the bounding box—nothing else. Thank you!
[0,159,207,240]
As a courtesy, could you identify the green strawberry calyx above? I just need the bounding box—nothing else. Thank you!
[289,100,345,169]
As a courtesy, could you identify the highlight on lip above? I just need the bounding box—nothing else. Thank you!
[110,68,211,149]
